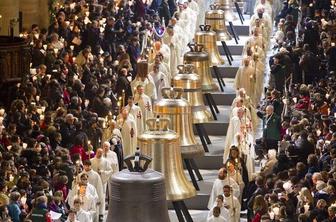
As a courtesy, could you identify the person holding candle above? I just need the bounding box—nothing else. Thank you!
[208,168,240,210]
[67,174,98,221]
[222,185,241,222]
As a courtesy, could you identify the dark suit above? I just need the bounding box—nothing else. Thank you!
[258,112,281,150]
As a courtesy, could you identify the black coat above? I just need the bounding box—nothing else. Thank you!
[295,138,315,163]
[115,76,132,99]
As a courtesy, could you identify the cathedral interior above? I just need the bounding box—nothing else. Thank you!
[1,0,336,221]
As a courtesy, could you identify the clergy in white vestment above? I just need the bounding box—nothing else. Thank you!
[232,89,258,132]
[90,148,113,218]
[235,58,257,103]
[117,108,137,157]
[67,174,98,221]
[235,133,255,181]
[207,168,240,209]
[102,141,119,173]
[226,149,246,198]
[73,198,92,222]
[131,71,157,100]
[125,96,143,135]
[149,64,169,101]
[207,195,229,221]
[224,102,255,165]
[162,24,182,79]
[206,207,226,222]
[134,85,153,130]
[79,160,105,222]
[254,0,273,19]
[223,185,241,222]
[224,107,252,160]
[250,7,272,37]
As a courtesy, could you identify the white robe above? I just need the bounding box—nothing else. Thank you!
[207,215,226,222]
[90,157,113,215]
[149,70,169,101]
[125,104,143,135]
[207,205,229,221]
[76,210,91,222]
[134,93,153,130]
[207,178,240,209]
[250,14,272,37]
[131,76,157,101]
[163,32,181,79]
[223,195,241,222]
[67,183,98,220]
[234,65,257,102]
[118,116,137,157]
[224,114,254,163]
[104,150,119,173]
[78,170,104,218]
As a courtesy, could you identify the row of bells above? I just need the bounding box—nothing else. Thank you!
[107,1,240,221]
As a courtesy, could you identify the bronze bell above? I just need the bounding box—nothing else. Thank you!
[194,25,225,67]
[183,43,219,92]
[107,149,170,222]
[173,64,213,124]
[215,0,238,21]
[138,118,197,201]
[205,4,232,41]
[153,87,204,159]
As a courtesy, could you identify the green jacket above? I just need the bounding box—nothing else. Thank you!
[30,207,49,222]
[261,113,281,141]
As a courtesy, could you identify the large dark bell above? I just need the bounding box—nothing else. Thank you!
[107,169,170,222]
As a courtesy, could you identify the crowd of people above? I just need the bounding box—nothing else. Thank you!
[0,0,205,221]
[1,0,336,221]
[208,0,336,221]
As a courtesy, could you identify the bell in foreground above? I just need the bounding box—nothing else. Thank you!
[107,149,170,222]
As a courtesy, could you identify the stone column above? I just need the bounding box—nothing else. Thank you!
[39,0,50,30]
[19,0,40,31]
[0,0,19,36]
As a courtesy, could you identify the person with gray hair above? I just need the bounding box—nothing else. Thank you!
[257,105,281,151]
[7,192,21,222]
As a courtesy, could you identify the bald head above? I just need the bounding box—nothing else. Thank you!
[265,105,274,116]
[96,148,103,159]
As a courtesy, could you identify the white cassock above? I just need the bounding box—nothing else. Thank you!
[76,209,91,222]
[172,24,186,65]
[125,104,143,135]
[90,157,113,188]
[131,76,157,101]
[207,205,229,221]
[207,215,226,222]
[189,0,201,27]
[67,183,98,220]
[234,65,256,102]
[237,138,255,181]
[149,70,169,101]
[104,150,119,173]
[228,170,245,199]
[118,116,137,157]
[250,14,272,37]
[232,96,258,128]
[79,170,104,220]
[254,1,273,18]
[163,31,181,79]
[223,116,243,160]
[134,93,153,130]
[223,195,241,222]
[160,43,171,74]
[207,178,240,209]
[90,157,113,216]
[224,114,254,162]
